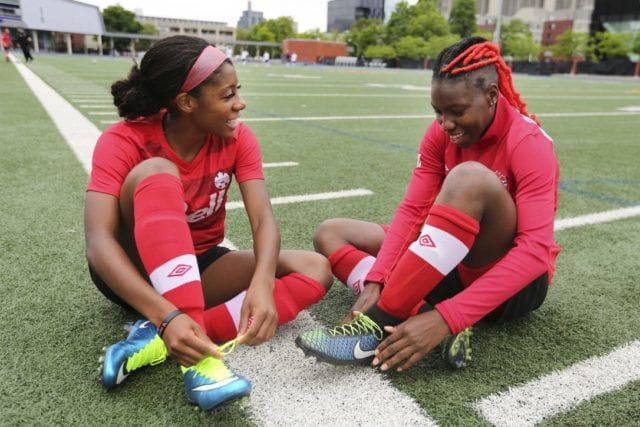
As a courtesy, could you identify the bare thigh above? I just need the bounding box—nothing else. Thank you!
[313,218,386,257]
[200,249,332,308]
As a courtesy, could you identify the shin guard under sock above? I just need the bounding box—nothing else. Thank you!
[203,273,326,342]
[378,205,479,319]
[328,245,375,295]
[134,173,205,328]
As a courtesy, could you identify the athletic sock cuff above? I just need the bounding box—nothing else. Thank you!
[428,204,480,235]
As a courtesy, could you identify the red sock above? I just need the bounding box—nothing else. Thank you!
[203,273,326,342]
[378,205,479,319]
[328,245,375,295]
[134,173,205,329]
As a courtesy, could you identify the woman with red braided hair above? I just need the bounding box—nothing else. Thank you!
[296,36,560,372]
[85,36,333,411]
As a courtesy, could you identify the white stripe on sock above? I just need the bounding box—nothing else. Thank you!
[409,224,469,275]
[346,255,375,295]
[225,290,246,331]
[149,254,200,295]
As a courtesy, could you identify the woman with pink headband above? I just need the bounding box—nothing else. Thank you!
[85,35,332,411]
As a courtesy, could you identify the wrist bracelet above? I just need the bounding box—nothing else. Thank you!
[157,309,184,337]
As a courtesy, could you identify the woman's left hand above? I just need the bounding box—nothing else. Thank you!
[237,280,278,346]
[372,309,450,372]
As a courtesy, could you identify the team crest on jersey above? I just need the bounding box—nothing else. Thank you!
[214,171,231,189]
[494,170,508,187]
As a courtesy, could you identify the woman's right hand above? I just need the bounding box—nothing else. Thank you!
[160,314,222,367]
[343,281,382,323]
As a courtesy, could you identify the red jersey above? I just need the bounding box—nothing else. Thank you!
[2,32,10,49]
[87,114,264,255]
[366,94,560,333]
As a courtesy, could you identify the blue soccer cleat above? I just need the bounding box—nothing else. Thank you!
[295,313,384,366]
[101,319,168,389]
[181,338,252,412]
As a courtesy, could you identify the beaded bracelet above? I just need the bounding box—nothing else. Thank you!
[157,309,184,337]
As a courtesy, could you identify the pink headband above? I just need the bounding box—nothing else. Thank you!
[179,45,228,93]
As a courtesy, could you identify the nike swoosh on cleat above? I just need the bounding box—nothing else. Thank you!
[191,376,238,392]
[139,321,151,329]
[116,362,129,384]
[353,340,376,359]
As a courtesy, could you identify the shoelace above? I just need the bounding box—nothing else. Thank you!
[126,335,168,372]
[328,313,384,340]
[216,336,240,356]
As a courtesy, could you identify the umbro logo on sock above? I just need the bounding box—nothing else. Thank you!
[419,234,436,247]
[168,264,192,277]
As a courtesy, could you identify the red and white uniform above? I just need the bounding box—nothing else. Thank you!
[87,113,264,255]
[367,94,560,333]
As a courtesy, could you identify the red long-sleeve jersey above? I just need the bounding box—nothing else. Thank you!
[366,94,560,333]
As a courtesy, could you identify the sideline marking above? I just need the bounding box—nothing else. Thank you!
[14,61,433,426]
[226,189,373,210]
[555,205,640,231]
[240,111,639,123]
[263,161,298,168]
[474,340,640,427]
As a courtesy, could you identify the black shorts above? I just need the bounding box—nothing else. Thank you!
[425,267,549,323]
[89,245,232,311]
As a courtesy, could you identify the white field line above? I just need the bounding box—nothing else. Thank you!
[555,205,640,231]
[226,189,373,210]
[262,161,298,168]
[14,61,433,426]
[474,340,640,427]
[241,111,639,123]
[16,60,640,426]
[71,98,113,102]
[13,61,99,173]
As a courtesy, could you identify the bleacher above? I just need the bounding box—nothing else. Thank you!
[334,56,358,67]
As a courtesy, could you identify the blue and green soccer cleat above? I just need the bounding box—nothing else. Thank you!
[101,319,168,389]
[181,338,252,411]
[441,327,473,369]
[295,313,384,366]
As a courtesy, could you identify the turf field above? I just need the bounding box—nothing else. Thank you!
[1,54,639,426]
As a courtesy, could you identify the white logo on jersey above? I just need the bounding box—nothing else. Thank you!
[416,153,422,168]
[214,171,231,189]
[185,170,230,223]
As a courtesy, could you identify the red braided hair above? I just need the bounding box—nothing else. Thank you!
[440,41,539,126]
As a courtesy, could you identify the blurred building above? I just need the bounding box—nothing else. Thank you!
[136,15,235,43]
[237,1,264,29]
[0,0,104,53]
[327,0,385,32]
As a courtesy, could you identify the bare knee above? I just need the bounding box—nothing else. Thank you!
[313,218,350,256]
[436,161,504,219]
[128,157,179,184]
[279,250,333,291]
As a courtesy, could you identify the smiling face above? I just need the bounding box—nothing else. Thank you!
[430,69,498,149]
[189,62,246,139]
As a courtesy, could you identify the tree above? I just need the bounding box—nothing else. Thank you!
[407,0,449,40]
[136,23,159,51]
[550,28,589,74]
[425,34,461,60]
[550,29,589,59]
[449,0,476,38]
[363,44,396,60]
[346,18,386,57]
[500,19,540,60]
[590,31,632,60]
[385,1,413,44]
[394,35,429,59]
[102,5,142,52]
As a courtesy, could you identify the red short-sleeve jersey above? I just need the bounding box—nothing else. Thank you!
[87,113,264,254]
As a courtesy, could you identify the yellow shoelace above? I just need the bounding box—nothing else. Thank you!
[329,313,384,340]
